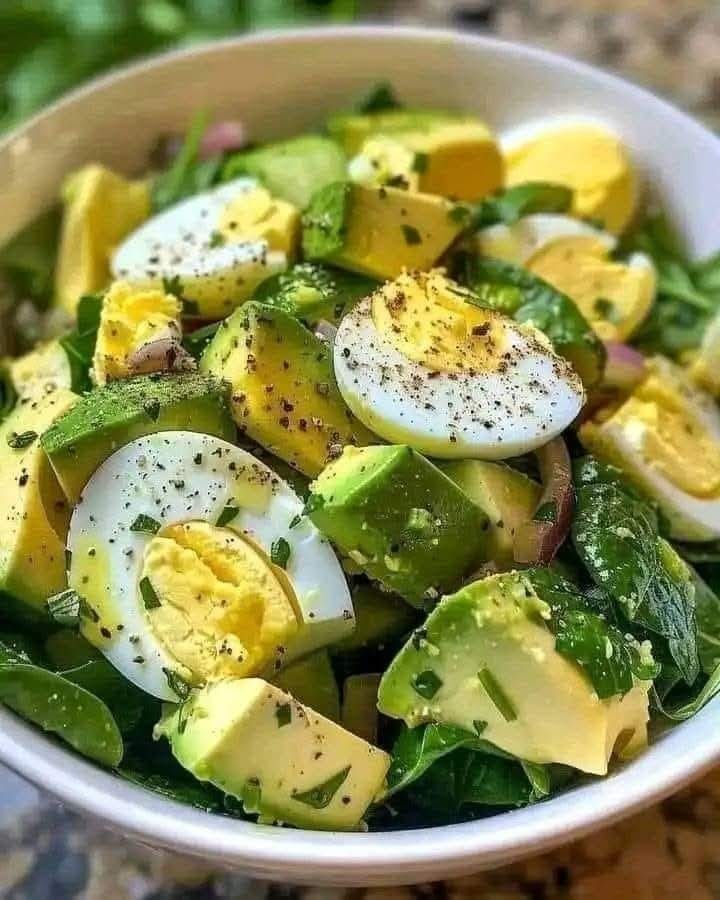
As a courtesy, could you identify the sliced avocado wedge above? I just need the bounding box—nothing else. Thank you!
[155,677,390,830]
[200,302,373,477]
[272,650,340,722]
[308,445,489,608]
[41,373,235,502]
[222,135,346,210]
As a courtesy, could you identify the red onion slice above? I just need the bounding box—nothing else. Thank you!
[199,121,246,160]
[602,341,646,392]
[513,436,574,565]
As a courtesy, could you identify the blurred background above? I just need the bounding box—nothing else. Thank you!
[1,1,719,898]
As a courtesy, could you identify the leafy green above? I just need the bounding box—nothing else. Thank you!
[0,634,122,766]
[384,723,485,799]
[292,766,351,809]
[626,215,720,357]
[653,664,720,722]
[692,571,720,676]
[461,255,605,386]
[301,181,351,261]
[526,567,660,699]
[353,81,402,115]
[46,590,81,627]
[59,293,103,393]
[0,208,59,306]
[572,458,699,685]
[469,182,573,229]
[252,263,376,325]
[151,110,217,212]
[182,322,221,360]
[117,768,226,812]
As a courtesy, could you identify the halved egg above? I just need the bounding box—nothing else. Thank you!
[333,269,584,460]
[112,178,297,320]
[501,115,638,234]
[580,357,720,541]
[68,431,354,700]
[477,214,656,342]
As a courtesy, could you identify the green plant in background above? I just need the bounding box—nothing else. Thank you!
[0,0,358,133]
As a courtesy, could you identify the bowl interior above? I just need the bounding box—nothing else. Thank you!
[1,25,720,887]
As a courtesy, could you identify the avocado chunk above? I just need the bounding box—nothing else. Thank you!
[342,673,381,743]
[200,302,374,477]
[4,341,73,398]
[0,387,77,621]
[272,649,340,721]
[327,108,459,155]
[222,135,346,210]
[443,460,541,567]
[335,583,418,653]
[252,263,377,325]
[155,677,390,830]
[338,110,503,201]
[308,445,489,608]
[302,182,463,281]
[41,373,235,502]
[377,571,651,774]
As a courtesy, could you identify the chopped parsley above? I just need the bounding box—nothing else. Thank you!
[271,537,291,569]
[216,505,240,527]
[162,274,184,298]
[130,514,161,535]
[401,224,422,246]
[292,765,351,809]
[478,667,517,722]
[209,230,226,248]
[412,152,428,174]
[411,669,442,700]
[275,703,292,727]
[46,589,81,627]
[7,430,38,450]
[533,501,557,524]
[139,576,161,610]
[162,667,192,700]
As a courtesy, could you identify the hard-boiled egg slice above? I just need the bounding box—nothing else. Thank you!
[112,178,294,320]
[68,431,354,701]
[477,215,656,342]
[333,270,584,460]
[501,115,638,234]
[477,213,616,264]
[580,357,720,541]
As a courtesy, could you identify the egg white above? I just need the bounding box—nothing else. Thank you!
[333,297,584,460]
[476,213,617,265]
[111,177,286,314]
[68,432,354,701]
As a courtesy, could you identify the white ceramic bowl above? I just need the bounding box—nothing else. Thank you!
[1,25,720,888]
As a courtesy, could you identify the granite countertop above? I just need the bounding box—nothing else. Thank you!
[1,1,719,897]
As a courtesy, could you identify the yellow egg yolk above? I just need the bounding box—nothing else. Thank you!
[371,269,510,374]
[504,125,637,234]
[582,367,720,499]
[525,236,656,342]
[140,521,298,684]
[218,186,300,257]
[92,280,182,384]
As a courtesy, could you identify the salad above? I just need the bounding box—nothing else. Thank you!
[1,82,720,833]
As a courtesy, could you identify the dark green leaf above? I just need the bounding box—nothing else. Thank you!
[0,662,122,766]
[411,669,442,700]
[572,462,699,685]
[270,537,291,569]
[292,765,351,809]
[182,322,220,360]
[693,571,720,676]
[46,589,80,627]
[60,658,156,735]
[129,514,161,535]
[354,81,401,115]
[216,505,240,527]
[152,110,209,212]
[118,768,225,812]
[60,293,103,393]
[471,182,573,229]
[385,723,483,798]
[139,577,161,610]
[275,702,292,727]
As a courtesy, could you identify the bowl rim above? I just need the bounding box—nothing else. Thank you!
[2,23,720,884]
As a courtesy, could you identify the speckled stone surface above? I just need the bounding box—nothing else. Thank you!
[2,1,720,897]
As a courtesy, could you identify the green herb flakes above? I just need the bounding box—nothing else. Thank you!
[411,669,442,700]
[216,505,240,527]
[292,765,351,809]
[7,430,38,450]
[130,514,161,535]
[139,577,161,610]
[478,667,517,722]
[271,538,291,569]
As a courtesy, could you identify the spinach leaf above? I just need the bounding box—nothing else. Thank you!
[0,207,59,306]
[384,723,485,799]
[692,571,720,676]
[572,459,699,685]
[461,255,605,386]
[59,293,103,393]
[626,215,720,357]
[470,182,573,229]
[654,663,720,722]
[406,749,538,814]
[0,632,124,765]
[526,567,659,698]
[182,322,221,361]
[118,769,227,813]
